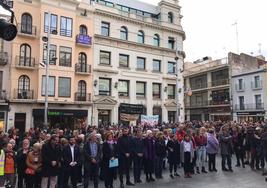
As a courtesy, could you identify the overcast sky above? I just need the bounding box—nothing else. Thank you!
[142,0,267,62]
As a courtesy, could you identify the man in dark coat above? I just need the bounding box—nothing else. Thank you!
[83,132,102,188]
[62,136,81,188]
[41,134,61,188]
[117,127,134,188]
[219,126,233,172]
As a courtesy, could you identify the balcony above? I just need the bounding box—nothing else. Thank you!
[74,93,91,102]
[234,103,264,111]
[185,101,208,108]
[190,83,208,90]
[14,89,34,100]
[76,34,92,47]
[209,100,230,106]
[211,79,229,87]
[0,52,8,65]
[15,56,35,69]
[251,81,263,90]
[17,23,37,38]
[75,64,91,75]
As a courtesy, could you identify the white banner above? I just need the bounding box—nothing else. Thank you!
[141,115,159,126]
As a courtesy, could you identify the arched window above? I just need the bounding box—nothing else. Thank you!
[78,80,87,101]
[79,25,87,35]
[19,44,31,66]
[18,75,30,99]
[153,34,160,47]
[21,13,32,34]
[168,12,173,23]
[137,30,144,43]
[78,52,87,72]
[120,26,128,40]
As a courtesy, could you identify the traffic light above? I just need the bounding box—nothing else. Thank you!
[0,18,17,41]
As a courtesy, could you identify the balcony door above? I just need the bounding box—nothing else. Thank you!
[20,44,31,66]
[78,80,86,101]
[21,13,32,34]
[78,53,87,72]
[18,75,30,99]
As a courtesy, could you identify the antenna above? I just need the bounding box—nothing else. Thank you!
[232,21,239,54]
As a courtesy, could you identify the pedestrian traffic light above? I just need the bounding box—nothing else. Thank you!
[0,18,17,41]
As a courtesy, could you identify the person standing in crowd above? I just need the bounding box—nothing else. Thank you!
[102,132,118,188]
[167,134,180,178]
[143,130,156,182]
[251,127,263,170]
[219,126,233,172]
[4,143,16,188]
[84,133,101,188]
[76,134,85,186]
[232,126,245,168]
[180,134,194,178]
[41,134,61,188]
[132,128,144,184]
[25,143,42,188]
[155,132,166,179]
[195,127,208,174]
[206,128,219,172]
[0,141,5,188]
[117,127,134,188]
[62,136,81,188]
[244,126,254,165]
[16,138,30,188]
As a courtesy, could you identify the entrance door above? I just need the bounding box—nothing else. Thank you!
[15,113,26,133]
[98,110,110,126]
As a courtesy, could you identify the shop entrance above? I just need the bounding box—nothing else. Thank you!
[15,113,26,133]
[98,110,110,126]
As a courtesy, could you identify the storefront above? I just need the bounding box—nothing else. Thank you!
[236,111,265,122]
[33,109,88,129]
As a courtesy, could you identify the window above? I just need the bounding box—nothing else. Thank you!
[78,52,87,72]
[238,79,244,90]
[137,30,144,43]
[120,26,128,40]
[118,80,129,97]
[21,13,32,34]
[137,57,146,70]
[119,54,129,68]
[18,75,30,91]
[100,51,111,65]
[168,12,173,23]
[44,13,57,33]
[153,83,161,99]
[60,16,72,37]
[239,96,245,110]
[168,37,175,49]
[41,76,55,96]
[99,78,111,96]
[77,80,87,100]
[58,77,71,97]
[101,22,110,36]
[168,111,176,123]
[168,84,175,99]
[59,46,72,67]
[152,59,161,72]
[43,44,57,65]
[19,44,32,66]
[136,81,146,98]
[254,76,260,88]
[153,34,160,46]
[168,62,176,74]
[79,25,87,35]
[255,95,262,109]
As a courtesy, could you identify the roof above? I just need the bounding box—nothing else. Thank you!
[106,0,158,14]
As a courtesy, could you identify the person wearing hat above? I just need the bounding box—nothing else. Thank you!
[143,130,156,182]
[117,127,134,188]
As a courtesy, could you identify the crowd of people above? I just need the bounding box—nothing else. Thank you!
[0,120,266,188]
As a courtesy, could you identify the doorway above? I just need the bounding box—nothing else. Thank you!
[15,113,26,134]
[98,110,110,126]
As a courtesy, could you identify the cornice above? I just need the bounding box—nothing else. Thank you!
[94,34,177,58]
[94,9,186,40]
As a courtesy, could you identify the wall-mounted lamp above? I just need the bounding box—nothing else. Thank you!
[114,82,118,89]
[164,86,168,92]
[94,80,98,87]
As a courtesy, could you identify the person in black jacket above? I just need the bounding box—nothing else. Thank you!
[155,132,166,179]
[132,128,144,183]
[117,127,134,188]
[41,134,61,188]
[167,134,180,178]
[16,138,30,188]
[62,136,81,188]
[102,131,118,188]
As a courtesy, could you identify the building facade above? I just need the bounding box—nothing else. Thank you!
[231,53,267,122]
[184,57,231,121]
[91,0,185,126]
[8,0,94,131]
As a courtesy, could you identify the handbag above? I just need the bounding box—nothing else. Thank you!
[25,168,35,175]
